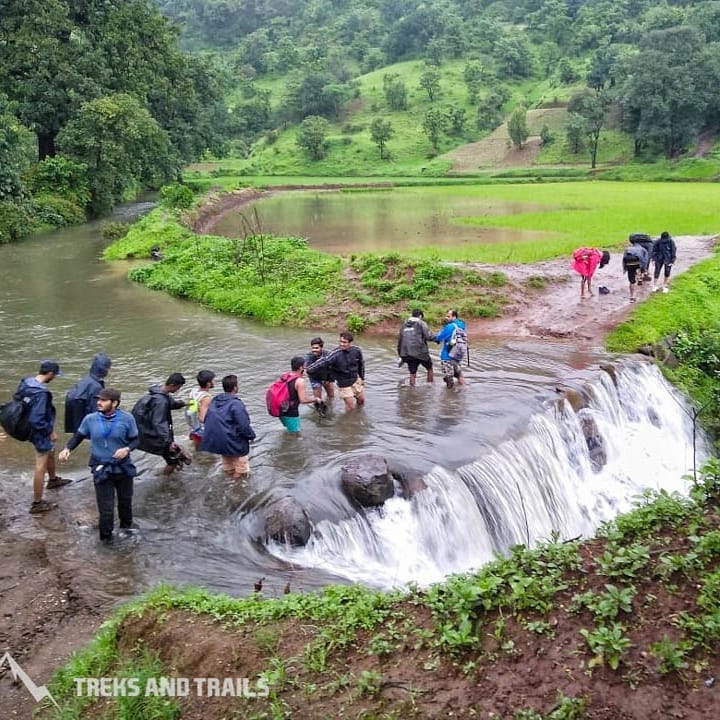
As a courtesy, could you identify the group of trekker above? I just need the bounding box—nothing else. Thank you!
[6,308,468,541]
[571,231,678,302]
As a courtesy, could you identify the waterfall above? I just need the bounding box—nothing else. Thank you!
[268,361,708,589]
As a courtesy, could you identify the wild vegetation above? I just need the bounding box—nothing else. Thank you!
[45,464,720,718]
[4,0,720,241]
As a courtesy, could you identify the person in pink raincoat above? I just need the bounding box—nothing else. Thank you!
[571,248,610,299]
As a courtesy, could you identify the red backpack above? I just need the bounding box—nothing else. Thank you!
[265,373,296,417]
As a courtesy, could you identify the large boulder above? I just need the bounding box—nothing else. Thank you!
[264,496,312,547]
[341,454,394,507]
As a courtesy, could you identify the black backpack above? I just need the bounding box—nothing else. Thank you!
[64,385,88,434]
[131,393,167,455]
[0,395,33,441]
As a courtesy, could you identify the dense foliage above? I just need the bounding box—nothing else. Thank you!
[0,0,233,229]
[152,0,720,167]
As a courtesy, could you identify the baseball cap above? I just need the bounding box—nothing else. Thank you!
[39,360,63,376]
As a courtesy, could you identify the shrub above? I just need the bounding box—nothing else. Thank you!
[0,200,33,243]
[23,156,90,208]
[160,183,195,210]
[346,314,366,333]
[32,194,86,226]
[102,222,130,241]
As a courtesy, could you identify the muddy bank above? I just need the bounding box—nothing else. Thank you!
[0,498,103,719]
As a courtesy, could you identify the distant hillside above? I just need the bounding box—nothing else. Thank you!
[153,0,720,175]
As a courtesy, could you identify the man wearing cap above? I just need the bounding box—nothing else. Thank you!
[15,360,71,514]
[59,388,140,542]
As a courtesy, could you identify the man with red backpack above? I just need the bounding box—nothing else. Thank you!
[268,357,323,433]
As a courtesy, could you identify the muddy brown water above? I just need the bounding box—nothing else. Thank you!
[0,202,610,612]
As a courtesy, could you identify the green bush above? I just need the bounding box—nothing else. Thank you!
[23,156,90,208]
[0,200,33,243]
[160,183,195,209]
[32,194,86,226]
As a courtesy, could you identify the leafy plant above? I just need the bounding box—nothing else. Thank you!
[649,635,690,675]
[356,669,382,697]
[580,623,631,669]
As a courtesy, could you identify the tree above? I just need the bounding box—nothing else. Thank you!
[370,118,394,159]
[618,27,706,159]
[0,95,25,201]
[0,0,231,171]
[476,89,509,132]
[296,115,330,160]
[494,35,534,79]
[419,68,442,102]
[568,89,610,168]
[383,74,408,111]
[463,60,487,104]
[446,107,466,136]
[56,93,170,217]
[565,113,587,154]
[422,107,446,151]
[507,107,529,149]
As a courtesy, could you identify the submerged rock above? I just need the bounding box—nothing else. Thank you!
[579,413,607,471]
[264,496,312,547]
[341,454,394,507]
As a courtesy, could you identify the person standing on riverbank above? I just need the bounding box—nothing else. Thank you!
[306,332,365,411]
[201,374,256,477]
[433,310,467,389]
[59,388,139,542]
[397,309,435,386]
[571,248,610,299]
[652,231,677,293]
[15,360,71,514]
[304,337,336,402]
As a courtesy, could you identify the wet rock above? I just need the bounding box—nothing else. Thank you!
[341,454,394,507]
[264,496,312,547]
[599,362,618,385]
[637,344,654,357]
[392,470,427,499]
[662,350,679,369]
[559,388,587,413]
[579,413,607,471]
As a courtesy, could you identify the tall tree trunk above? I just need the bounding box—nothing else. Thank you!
[37,132,56,161]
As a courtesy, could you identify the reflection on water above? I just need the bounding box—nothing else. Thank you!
[211,188,552,252]
[0,208,607,613]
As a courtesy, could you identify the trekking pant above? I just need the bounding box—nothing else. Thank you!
[94,473,133,539]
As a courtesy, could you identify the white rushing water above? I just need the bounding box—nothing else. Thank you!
[269,361,708,589]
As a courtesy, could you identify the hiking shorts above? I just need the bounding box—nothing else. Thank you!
[404,357,433,375]
[441,359,463,380]
[280,415,301,433]
[31,434,54,454]
[338,378,364,399]
[654,261,673,279]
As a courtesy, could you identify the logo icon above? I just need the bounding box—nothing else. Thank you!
[0,652,59,709]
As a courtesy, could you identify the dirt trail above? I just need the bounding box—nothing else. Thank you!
[466,235,717,347]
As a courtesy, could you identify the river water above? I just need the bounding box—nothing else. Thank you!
[0,206,706,611]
